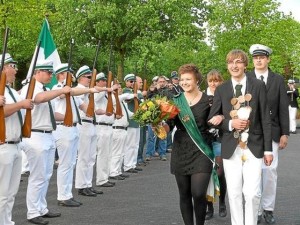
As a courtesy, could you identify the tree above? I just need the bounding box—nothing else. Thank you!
[206,0,300,78]
[50,0,210,81]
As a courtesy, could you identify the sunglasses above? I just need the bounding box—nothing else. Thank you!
[128,80,135,83]
[82,75,92,79]
[8,64,18,70]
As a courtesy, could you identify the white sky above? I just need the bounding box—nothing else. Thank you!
[278,0,300,22]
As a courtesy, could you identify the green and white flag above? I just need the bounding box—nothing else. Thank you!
[27,19,61,88]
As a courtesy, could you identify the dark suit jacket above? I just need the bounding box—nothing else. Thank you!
[287,87,299,108]
[208,76,272,159]
[247,70,289,142]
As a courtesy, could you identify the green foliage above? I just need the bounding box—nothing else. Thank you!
[1,0,300,89]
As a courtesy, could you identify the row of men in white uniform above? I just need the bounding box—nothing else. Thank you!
[0,52,145,225]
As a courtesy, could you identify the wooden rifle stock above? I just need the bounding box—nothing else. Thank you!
[113,78,123,118]
[0,71,6,143]
[22,78,36,137]
[86,68,97,117]
[63,39,74,126]
[22,41,41,138]
[0,27,10,143]
[86,40,101,118]
[143,79,147,100]
[105,71,114,116]
[133,81,139,112]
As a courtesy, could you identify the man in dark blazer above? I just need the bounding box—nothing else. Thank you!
[208,49,273,225]
[247,44,289,224]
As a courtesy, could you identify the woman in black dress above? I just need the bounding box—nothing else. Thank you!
[170,64,222,225]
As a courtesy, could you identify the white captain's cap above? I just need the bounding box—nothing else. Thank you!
[96,72,107,81]
[152,76,159,82]
[0,53,17,66]
[288,79,295,84]
[124,73,135,81]
[54,63,74,75]
[75,65,92,80]
[35,60,53,72]
[249,44,272,57]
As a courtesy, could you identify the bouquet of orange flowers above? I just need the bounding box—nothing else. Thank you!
[133,96,180,139]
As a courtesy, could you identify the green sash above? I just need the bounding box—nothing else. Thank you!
[173,93,220,202]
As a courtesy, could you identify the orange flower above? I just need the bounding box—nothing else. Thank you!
[160,102,180,119]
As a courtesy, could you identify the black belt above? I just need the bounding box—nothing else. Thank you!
[95,122,112,126]
[112,126,127,130]
[81,119,94,124]
[31,129,52,133]
[56,122,77,127]
[4,140,21,144]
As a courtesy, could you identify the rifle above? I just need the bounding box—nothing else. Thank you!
[143,79,147,100]
[133,81,139,112]
[113,78,123,118]
[86,40,101,117]
[105,71,114,116]
[63,38,74,126]
[0,27,9,143]
[22,41,41,138]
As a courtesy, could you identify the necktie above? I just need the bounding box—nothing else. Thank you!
[6,85,23,132]
[72,96,82,125]
[260,75,265,83]
[42,86,56,130]
[235,84,243,97]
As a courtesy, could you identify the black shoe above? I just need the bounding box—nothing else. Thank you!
[134,166,143,171]
[70,198,83,205]
[257,214,262,224]
[42,211,61,218]
[98,181,115,187]
[89,187,104,194]
[21,171,30,177]
[205,203,214,220]
[78,188,97,196]
[120,173,130,178]
[109,175,125,180]
[263,210,275,224]
[108,180,116,185]
[28,216,49,225]
[126,168,138,173]
[58,199,80,207]
[219,203,227,217]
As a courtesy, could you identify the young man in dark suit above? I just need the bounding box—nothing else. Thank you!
[208,49,273,225]
[247,44,289,224]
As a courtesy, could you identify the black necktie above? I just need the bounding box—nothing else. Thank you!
[42,86,56,130]
[235,84,243,97]
[260,75,264,83]
[72,96,82,125]
[6,85,23,130]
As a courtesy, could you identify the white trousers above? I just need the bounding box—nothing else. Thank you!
[223,146,263,225]
[123,127,140,171]
[23,133,56,219]
[109,129,127,177]
[96,125,113,185]
[259,141,279,213]
[53,125,79,200]
[19,141,29,174]
[75,122,97,189]
[0,143,22,225]
[289,106,297,132]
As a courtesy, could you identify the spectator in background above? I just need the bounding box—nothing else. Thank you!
[287,79,299,134]
[204,69,227,220]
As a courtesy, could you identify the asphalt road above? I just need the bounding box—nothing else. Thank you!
[12,129,300,225]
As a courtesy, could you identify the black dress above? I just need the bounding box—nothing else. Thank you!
[170,93,213,175]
